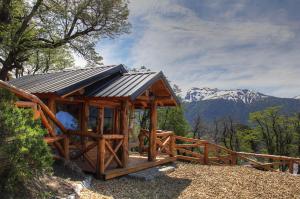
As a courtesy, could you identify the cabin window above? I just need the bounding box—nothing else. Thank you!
[88,106,99,132]
[55,102,79,131]
[104,108,114,133]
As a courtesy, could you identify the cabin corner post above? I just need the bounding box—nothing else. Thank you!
[148,99,157,161]
[120,100,129,168]
[48,97,56,132]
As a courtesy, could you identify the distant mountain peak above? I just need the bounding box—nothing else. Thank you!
[295,95,300,99]
[185,87,269,104]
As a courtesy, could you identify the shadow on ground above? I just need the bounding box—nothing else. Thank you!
[86,174,191,199]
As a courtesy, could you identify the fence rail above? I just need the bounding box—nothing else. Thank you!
[174,135,300,173]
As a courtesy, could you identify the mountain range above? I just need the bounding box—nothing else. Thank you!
[183,87,300,125]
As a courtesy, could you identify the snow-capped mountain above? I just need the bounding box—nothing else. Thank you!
[185,87,269,104]
[295,95,300,100]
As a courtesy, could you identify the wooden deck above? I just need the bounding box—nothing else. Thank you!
[74,152,176,180]
[104,154,176,180]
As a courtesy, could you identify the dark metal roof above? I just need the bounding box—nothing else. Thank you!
[9,65,127,95]
[85,71,180,104]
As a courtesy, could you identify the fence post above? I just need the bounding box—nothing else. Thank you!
[231,152,237,165]
[204,143,209,165]
[169,133,176,157]
[289,160,294,174]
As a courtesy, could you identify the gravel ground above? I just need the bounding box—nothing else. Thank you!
[80,162,300,199]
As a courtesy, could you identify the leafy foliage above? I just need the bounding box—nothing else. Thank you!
[0,89,53,193]
[158,106,190,136]
[0,0,130,79]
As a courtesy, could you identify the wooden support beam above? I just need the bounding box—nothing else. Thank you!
[64,135,70,160]
[48,97,56,132]
[97,107,104,135]
[148,99,157,161]
[80,101,89,159]
[120,100,129,168]
[97,138,106,178]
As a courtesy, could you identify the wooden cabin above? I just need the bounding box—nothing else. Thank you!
[8,65,179,179]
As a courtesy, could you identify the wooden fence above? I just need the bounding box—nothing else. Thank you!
[174,135,300,173]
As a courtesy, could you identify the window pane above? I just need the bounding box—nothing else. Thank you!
[88,106,98,132]
[104,108,114,133]
[56,103,79,132]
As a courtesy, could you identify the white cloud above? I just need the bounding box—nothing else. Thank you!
[124,0,300,97]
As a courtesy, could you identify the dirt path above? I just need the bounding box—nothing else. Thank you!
[80,162,300,199]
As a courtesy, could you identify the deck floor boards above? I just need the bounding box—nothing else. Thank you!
[74,151,175,179]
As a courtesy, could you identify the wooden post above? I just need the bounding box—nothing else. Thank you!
[97,137,106,178]
[289,160,294,174]
[97,107,104,135]
[169,133,176,157]
[81,101,89,133]
[48,97,56,132]
[204,143,209,165]
[63,135,70,160]
[148,100,157,161]
[231,152,237,165]
[120,100,129,168]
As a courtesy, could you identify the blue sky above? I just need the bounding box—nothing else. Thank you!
[75,0,300,98]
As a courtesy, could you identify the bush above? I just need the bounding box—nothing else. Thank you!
[0,89,53,194]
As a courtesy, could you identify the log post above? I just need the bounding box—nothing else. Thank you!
[289,160,294,174]
[97,137,106,178]
[120,100,129,168]
[48,97,56,132]
[97,107,104,135]
[81,101,89,133]
[203,143,209,165]
[169,133,176,157]
[148,99,157,161]
[63,135,70,160]
[231,152,237,165]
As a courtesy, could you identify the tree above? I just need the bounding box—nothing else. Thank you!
[0,0,130,80]
[158,106,190,137]
[157,84,190,136]
[0,88,53,195]
[249,107,294,156]
[24,47,74,76]
[192,113,206,139]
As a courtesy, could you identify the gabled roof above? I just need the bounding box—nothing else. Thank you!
[85,71,179,104]
[9,65,127,95]
[8,65,179,106]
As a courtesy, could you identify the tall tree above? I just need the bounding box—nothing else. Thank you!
[249,107,294,156]
[0,0,130,80]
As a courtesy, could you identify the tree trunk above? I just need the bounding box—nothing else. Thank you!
[0,67,9,81]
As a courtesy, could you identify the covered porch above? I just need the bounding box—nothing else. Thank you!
[6,66,179,179]
[40,71,178,179]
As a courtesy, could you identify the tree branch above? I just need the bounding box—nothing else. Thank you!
[13,0,43,42]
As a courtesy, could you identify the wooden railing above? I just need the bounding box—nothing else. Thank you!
[156,131,176,157]
[174,135,300,173]
[138,130,176,158]
[97,134,125,177]
[67,131,125,177]
[0,81,70,160]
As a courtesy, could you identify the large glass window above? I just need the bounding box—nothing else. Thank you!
[88,106,99,132]
[56,102,79,132]
[104,108,114,133]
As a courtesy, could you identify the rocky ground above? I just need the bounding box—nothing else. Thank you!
[80,162,300,199]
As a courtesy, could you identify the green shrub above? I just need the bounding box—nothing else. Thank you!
[0,88,53,193]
